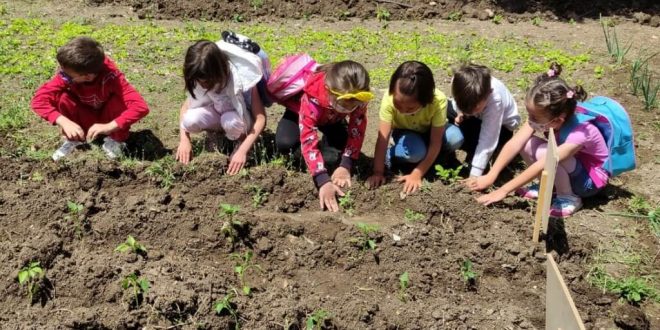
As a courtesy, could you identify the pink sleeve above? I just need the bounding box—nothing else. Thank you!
[563,123,590,146]
[298,95,328,184]
[110,71,150,129]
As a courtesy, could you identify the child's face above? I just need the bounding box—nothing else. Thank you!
[469,95,490,116]
[526,99,565,132]
[60,67,97,84]
[393,83,422,115]
[329,94,366,114]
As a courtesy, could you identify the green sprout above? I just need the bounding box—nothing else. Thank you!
[64,201,85,239]
[338,191,355,216]
[250,185,268,208]
[376,6,390,22]
[305,309,330,330]
[398,271,409,302]
[17,261,44,302]
[588,266,659,304]
[461,259,477,285]
[219,203,242,244]
[145,157,176,189]
[601,15,631,65]
[121,272,149,306]
[214,290,240,330]
[404,209,425,222]
[230,251,261,295]
[353,222,379,251]
[115,235,148,256]
[435,164,462,184]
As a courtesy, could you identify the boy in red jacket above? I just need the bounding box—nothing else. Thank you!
[31,36,149,160]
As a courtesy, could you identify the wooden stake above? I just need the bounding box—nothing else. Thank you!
[532,171,549,242]
[546,254,586,330]
[532,129,559,242]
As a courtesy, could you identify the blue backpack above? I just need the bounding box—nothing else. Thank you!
[558,96,636,177]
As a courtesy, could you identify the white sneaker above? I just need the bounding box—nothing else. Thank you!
[102,137,125,159]
[52,140,83,161]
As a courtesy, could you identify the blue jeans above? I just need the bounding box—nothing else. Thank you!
[386,124,464,166]
[569,160,604,197]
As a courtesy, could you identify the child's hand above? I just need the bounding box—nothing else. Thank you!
[475,189,508,206]
[366,173,385,189]
[56,116,85,142]
[319,182,344,212]
[396,173,422,194]
[461,175,494,191]
[227,149,247,175]
[175,139,193,164]
[87,121,118,142]
[331,167,352,188]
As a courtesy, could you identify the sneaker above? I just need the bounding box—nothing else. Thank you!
[550,195,583,218]
[52,140,83,161]
[102,137,125,159]
[515,182,540,199]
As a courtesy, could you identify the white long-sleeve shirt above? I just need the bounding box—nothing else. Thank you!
[454,77,521,177]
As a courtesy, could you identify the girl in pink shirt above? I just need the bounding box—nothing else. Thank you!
[463,63,609,218]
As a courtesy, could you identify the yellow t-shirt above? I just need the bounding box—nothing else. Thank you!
[379,89,448,133]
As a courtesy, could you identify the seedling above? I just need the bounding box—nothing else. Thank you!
[435,164,462,184]
[219,203,242,244]
[630,53,657,96]
[214,289,240,329]
[64,201,85,238]
[492,14,503,25]
[404,209,425,222]
[447,11,462,21]
[639,67,659,111]
[250,0,263,10]
[121,272,149,306]
[305,309,330,330]
[398,271,409,302]
[230,251,261,295]
[376,6,390,22]
[249,185,268,208]
[337,191,355,215]
[115,235,148,256]
[17,261,44,302]
[146,157,176,189]
[531,16,542,26]
[601,15,631,64]
[588,266,659,304]
[460,259,477,286]
[353,222,379,251]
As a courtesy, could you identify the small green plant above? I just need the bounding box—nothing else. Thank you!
[492,14,503,24]
[306,309,330,330]
[398,271,409,302]
[588,266,658,304]
[219,203,242,244]
[593,65,604,79]
[639,67,659,111]
[249,185,268,208]
[610,206,660,238]
[230,251,261,295]
[628,196,651,215]
[233,14,245,23]
[64,201,85,238]
[630,53,657,95]
[338,191,355,215]
[353,222,379,251]
[214,290,240,329]
[121,272,149,306]
[404,209,425,222]
[531,16,542,26]
[17,261,44,302]
[461,259,477,285]
[435,164,462,183]
[250,0,264,10]
[376,6,390,22]
[115,235,148,255]
[145,157,176,189]
[601,15,631,65]
[448,11,462,21]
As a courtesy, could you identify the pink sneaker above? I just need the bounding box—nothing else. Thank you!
[515,182,539,200]
[550,195,583,218]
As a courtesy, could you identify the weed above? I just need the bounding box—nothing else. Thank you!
[628,196,651,215]
[448,11,462,22]
[338,11,351,21]
[630,53,657,96]
[121,272,149,306]
[353,222,379,251]
[460,259,477,285]
[601,15,631,65]
[145,157,176,189]
[233,14,245,23]
[398,271,409,302]
[305,309,330,330]
[376,6,391,22]
[404,209,425,222]
[214,290,240,329]
[588,266,658,304]
[17,261,44,302]
[230,251,261,295]
[610,202,660,238]
[250,0,264,10]
[593,65,604,79]
[115,235,148,256]
[219,203,242,244]
[531,16,542,26]
[435,164,462,184]
[249,185,268,208]
[64,201,85,239]
[338,191,355,216]
[639,67,659,110]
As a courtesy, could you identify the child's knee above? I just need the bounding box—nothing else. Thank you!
[521,136,546,160]
[180,107,211,134]
[396,134,427,163]
[443,124,464,152]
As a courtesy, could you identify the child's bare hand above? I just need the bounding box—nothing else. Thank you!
[87,121,118,142]
[175,139,193,164]
[397,173,422,194]
[461,175,493,191]
[475,189,508,206]
[366,173,385,189]
[57,117,85,141]
[331,167,352,188]
[227,149,247,175]
[319,182,344,212]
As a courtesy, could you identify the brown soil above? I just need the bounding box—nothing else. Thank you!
[0,155,624,329]
[93,0,660,24]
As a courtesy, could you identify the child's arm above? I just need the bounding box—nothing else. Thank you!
[331,106,368,188]
[31,78,85,141]
[469,100,504,177]
[175,98,193,164]
[397,125,445,194]
[477,141,582,205]
[366,120,392,188]
[228,87,267,175]
[464,123,534,191]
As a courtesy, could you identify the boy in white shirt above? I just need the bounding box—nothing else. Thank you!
[446,64,521,177]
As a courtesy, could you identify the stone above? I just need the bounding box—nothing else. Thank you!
[429,1,437,6]
[650,15,660,27]
[432,310,442,320]
[633,12,651,24]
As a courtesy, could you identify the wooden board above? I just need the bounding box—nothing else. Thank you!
[546,254,586,330]
[533,128,559,242]
[532,171,549,242]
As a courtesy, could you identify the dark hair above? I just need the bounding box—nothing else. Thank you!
[388,61,435,106]
[317,60,370,94]
[56,37,105,74]
[526,62,587,120]
[183,40,230,99]
[451,64,492,114]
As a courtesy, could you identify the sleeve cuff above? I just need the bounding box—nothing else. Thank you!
[469,165,485,177]
[47,113,62,125]
[312,172,331,189]
[339,155,353,171]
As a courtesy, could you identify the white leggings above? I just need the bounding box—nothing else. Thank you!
[181,106,245,140]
